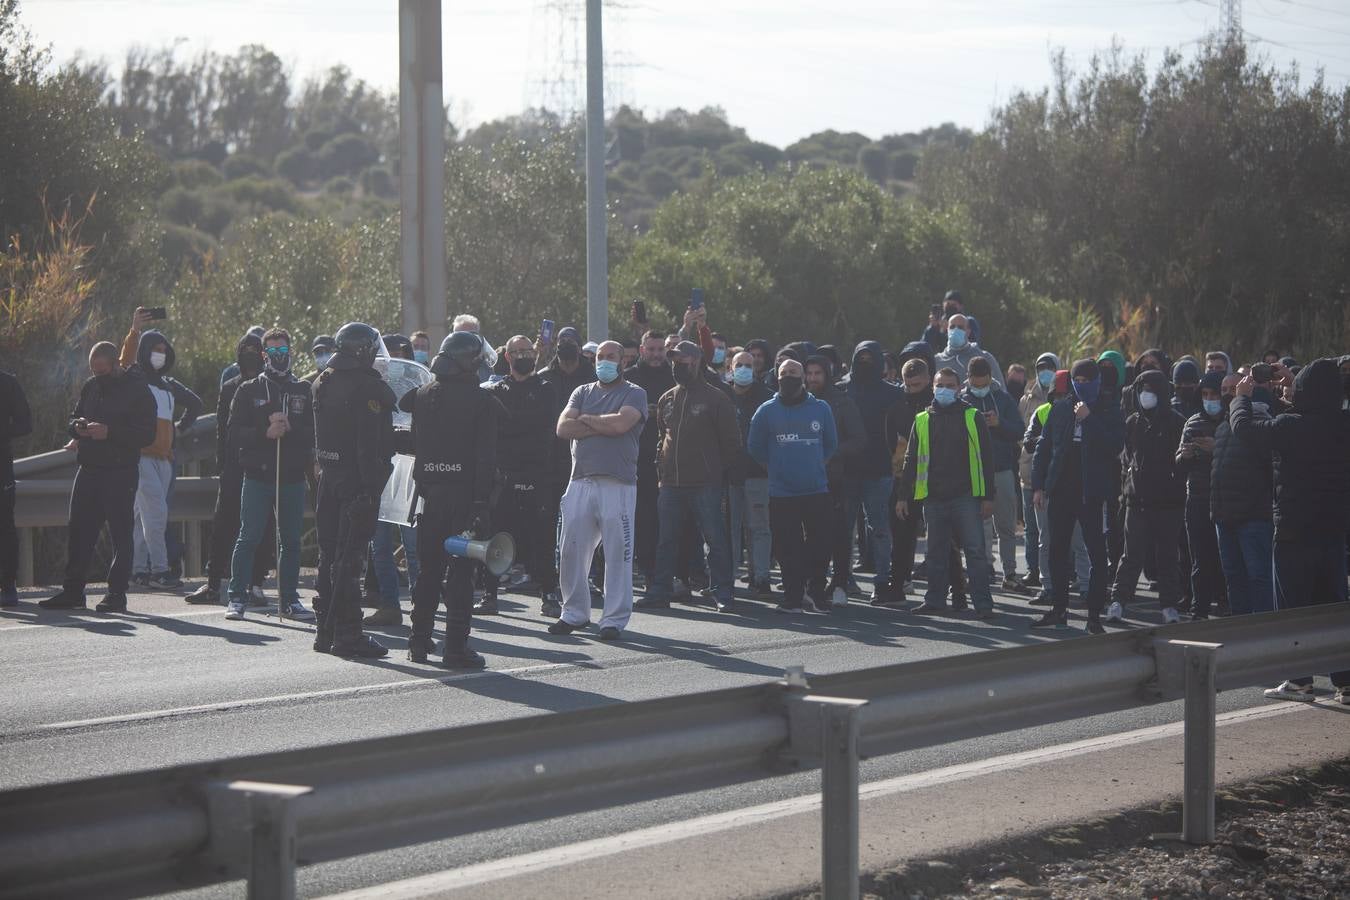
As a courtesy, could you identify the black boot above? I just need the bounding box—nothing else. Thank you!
[95,592,128,613]
[407,633,438,663]
[442,640,486,670]
[39,591,86,610]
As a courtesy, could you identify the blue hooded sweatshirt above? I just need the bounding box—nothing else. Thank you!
[747,392,838,498]
[842,340,901,478]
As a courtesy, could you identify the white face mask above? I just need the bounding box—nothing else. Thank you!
[149,351,167,371]
[1138,390,1158,410]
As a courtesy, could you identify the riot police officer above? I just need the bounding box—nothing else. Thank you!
[402,331,500,669]
[478,335,558,616]
[313,322,397,659]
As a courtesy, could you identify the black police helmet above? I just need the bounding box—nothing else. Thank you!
[432,331,485,378]
[332,322,382,370]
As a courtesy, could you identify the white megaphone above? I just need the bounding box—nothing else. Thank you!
[443,532,516,577]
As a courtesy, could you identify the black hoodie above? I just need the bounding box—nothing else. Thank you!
[119,329,203,461]
[842,340,902,478]
[1121,370,1186,508]
[1229,358,1350,542]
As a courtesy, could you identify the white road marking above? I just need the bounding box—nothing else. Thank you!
[321,702,1312,899]
[33,662,578,732]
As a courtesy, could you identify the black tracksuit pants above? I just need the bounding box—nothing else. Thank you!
[1111,504,1184,611]
[1185,498,1222,618]
[827,479,853,590]
[634,463,659,579]
[63,464,139,596]
[485,474,558,600]
[1048,491,1109,619]
[315,478,379,647]
[769,493,831,607]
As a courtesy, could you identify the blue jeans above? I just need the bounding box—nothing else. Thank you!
[229,477,305,603]
[372,521,420,609]
[1215,520,1273,615]
[727,478,771,584]
[848,476,893,586]
[653,485,733,603]
[1021,485,1040,577]
[923,496,993,612]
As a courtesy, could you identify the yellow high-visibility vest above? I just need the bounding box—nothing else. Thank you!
[1036,402,1051,427]
[913,407,985,501]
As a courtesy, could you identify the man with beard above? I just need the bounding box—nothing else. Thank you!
[624,330,675,588]
[478,335,557,616]
[41,343,155,611]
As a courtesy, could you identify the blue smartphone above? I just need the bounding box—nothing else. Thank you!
[689,288,704,310]
[541,318,555,343]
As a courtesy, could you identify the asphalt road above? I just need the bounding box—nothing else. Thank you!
[0,561,1310,899]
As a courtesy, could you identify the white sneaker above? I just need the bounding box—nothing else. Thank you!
[224,600,246,620]
[1263,680,1316,702]
[1162,606,1181,624]
[830,586,848,608]
[282,600,316,621]
[1334,687,1349,706]
[1105,601,1124,622]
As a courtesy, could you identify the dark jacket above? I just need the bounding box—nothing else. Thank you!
[1121,348,1172,418]
[961,383,1023,474]
[1229,358,1350,542]
[897,397,996,502]
[68,370,156,469]
[1120,372,1186,509]
[1210,406,1274,524]
[0,371,32,466]
[626,360,675,471]
[229,372,315,484]
[400,370,499,506]
[488,373,555,477]
[540,356,596,485]
[728,380,772,483]
[884,386,933,479]
[656,377,741,488]
[313,366,396,499]
[842,341,902,479]
[815,384,866,484]
[119,328,203,461]
[1176,409,1222,506]
[1032,390,1127,500]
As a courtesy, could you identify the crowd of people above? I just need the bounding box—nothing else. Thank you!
[7,291,1349,702]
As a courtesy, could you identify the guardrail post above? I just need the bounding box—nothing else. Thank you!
[1176,640,1221,844]
[785,694,868,900]
[18,527,33,587]
[214,780,313,900]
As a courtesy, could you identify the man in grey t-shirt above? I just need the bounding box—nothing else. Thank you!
[549,340,648,639]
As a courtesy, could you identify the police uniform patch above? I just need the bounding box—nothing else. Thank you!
[810,420,821,432]
[368,399,382,413]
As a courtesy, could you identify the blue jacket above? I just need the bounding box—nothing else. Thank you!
[961,384,1023,473]
[1031,393,1126,500]
[747,393,837,498]
[841,341,901,478]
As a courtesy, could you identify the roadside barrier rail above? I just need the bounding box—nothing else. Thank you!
[1,603,1346,900]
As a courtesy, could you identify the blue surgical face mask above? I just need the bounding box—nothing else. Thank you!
[947,327,967,350]
[970,384,991,398]
[732,365,754,387]
[414,350,429,365]
[934,386,958,407]
[1203,398,1222,417]
[595,359,620,384]
[1038,369,1054,389]
[711,347,726,365]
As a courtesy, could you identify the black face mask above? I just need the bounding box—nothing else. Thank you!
[852,360,874,379]
[672,362,696,386]
[1006,379,1026,397]
[511,356,536,376]
[265,352,291,376]
[238,349,264,378]
[557,343,579,363]
[779,375,804,402]
[1177,384,1198,401]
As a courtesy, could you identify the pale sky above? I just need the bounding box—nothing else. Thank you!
[23,0,1350,147]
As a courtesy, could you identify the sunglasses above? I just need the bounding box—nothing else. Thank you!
[265,346,290,355]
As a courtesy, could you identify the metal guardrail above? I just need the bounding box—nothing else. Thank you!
[12,416,220,584]
[0,603,1346,900]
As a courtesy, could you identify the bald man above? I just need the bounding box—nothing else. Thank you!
[550,340,649,640]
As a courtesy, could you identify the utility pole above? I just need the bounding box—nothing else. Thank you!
[584,0,608,342]
[1220,0,1242,44]
[399,0,447,346]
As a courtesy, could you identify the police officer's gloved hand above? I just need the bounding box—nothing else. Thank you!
[470,502,491,540]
